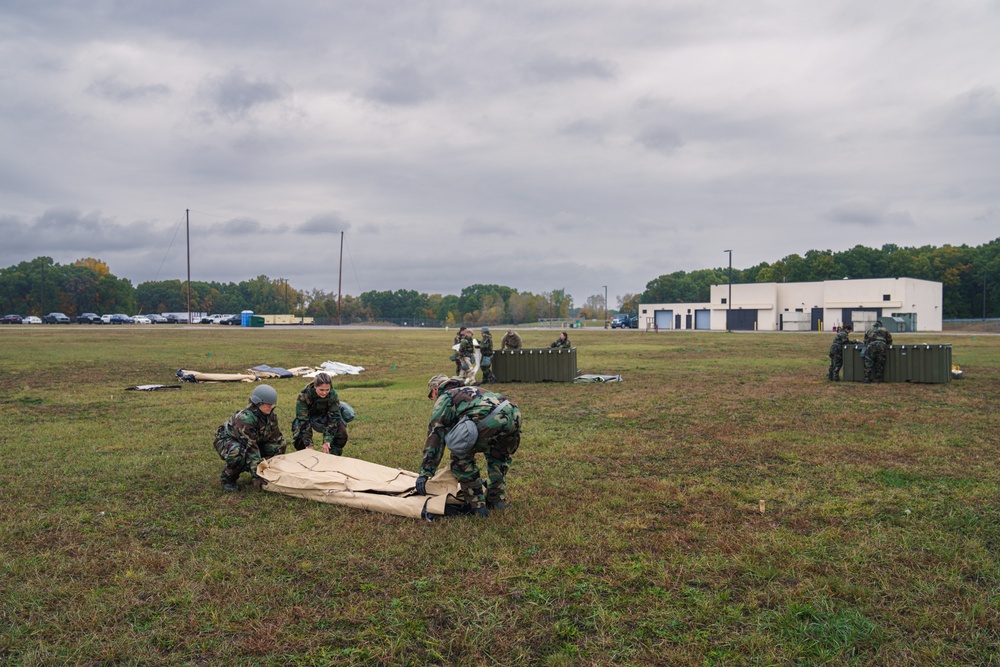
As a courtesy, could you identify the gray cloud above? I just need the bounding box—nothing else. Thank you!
[524,54,616,84]
[202,68,291,120]
[87,76,170,103]
[365,66,434,106]
[824,201,915,228]
[635,126,683,153]
[298,214,352,234]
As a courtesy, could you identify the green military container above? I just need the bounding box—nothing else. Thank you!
[249,315,265,327]
[492,348,577,382]
[842,344,951,383]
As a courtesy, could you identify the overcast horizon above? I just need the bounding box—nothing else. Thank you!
[2,2,998,306]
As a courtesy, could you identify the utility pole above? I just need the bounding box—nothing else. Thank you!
[724,249,732,331]
[186,209,191,324]
[603,285,607,325]
[337,231,344,326]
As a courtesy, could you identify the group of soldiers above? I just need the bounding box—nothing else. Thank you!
[211,368,523,517]
[827,320,894,383]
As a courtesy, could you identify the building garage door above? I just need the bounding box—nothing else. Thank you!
[694,309,710,329]
[726,309,758,331]
[654,310,673,329]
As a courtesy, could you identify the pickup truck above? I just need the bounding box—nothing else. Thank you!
[610,315,631,329]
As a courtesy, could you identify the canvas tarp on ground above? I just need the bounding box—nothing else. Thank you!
[256,449,461,519]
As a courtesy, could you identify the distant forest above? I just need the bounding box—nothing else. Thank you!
[1,240,997,323]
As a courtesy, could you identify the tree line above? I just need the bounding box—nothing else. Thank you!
[640,240,1000,319]
[2,240,997,323]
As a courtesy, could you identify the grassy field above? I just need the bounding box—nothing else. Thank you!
[0,326,997,666]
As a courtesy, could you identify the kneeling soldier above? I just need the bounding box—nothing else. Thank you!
[291,372,350,455]
[213,384,284,492]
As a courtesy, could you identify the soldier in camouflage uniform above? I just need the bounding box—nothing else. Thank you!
[213,384,285,492]
[452,326,468,375]
[291,372,349,455]
[550,331,571,349]
[827,324,857,381]
[479,326,495,384]
[414,374,522,516]
[457,329,477,385]
[501,329,522,350]
[863,320,894,383]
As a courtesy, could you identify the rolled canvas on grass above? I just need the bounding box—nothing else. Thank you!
[257,449,461,519]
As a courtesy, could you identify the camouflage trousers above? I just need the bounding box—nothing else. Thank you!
[292,415,349,455]
[214,428,285,483]
[481,354,495,382]
[864,342,888,382]
[458,356,476,385]
[449,405,522,509]
[828,346,844,380]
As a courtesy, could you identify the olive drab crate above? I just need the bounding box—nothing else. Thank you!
[492,348,578,382]
[842,344,952,384]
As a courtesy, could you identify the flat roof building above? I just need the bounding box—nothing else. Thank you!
[638,277,942,332]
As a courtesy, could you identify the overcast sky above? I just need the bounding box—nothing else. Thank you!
[1,1,998,306]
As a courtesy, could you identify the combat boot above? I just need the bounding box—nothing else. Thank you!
[221,465,240,492]
[474,506,489,518]
[487,500,511,511]
[827,370,834,381]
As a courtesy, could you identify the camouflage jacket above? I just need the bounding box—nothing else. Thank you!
[294,382,342,443]
[831,329,856,349]
[864,326,893,346]
[458,336,475,359]
[420,385,512,475]
[218,402,284,468]
[501,331,522,350]
[453,331,466,346]
[550,336,571,349]
[479,332,494,356]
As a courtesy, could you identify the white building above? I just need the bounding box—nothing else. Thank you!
[638,277,942,332]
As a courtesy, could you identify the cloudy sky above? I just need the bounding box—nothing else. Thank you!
[1,1,998,306]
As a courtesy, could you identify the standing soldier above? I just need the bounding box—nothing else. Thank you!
[456,328,477,385]
[479,326,495,384]
[863,320,894,383]
[452,326,468,375]
[291,372,350,455]
[414,374,522,516]
[213,384,285,492]
[828,324,856,381]
[501,329,522,350]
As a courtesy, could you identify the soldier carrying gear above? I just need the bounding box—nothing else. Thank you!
[828,324,857,381]
[213,384,284,492]
[501,329,522,350]
[452,326,468,375]
[414,374,522,516]
[291,372,351,455]
[456,329,477,385]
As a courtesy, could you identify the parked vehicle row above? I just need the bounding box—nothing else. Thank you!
[610,315,639,329]
[0,312,197,324]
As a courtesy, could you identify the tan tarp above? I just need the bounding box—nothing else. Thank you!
[178,369,257,382]
[256,449,461,519]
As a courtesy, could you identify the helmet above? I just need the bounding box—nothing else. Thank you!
[427,373,450,398]
[250,384,278,406]
[481,326,489,333]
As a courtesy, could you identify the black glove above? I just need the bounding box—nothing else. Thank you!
[415,475,428,495]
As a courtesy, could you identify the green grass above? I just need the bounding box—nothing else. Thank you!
[1,326,998,665]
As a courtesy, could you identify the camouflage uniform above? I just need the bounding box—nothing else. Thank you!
[457,335,477,385]
[213,402,285,486]
[291,382,348,455]
[479,330,495,383]
[550,334,571,349]
[863,324,894,383]
[501,330,522,350]
[453,328,467,374]
[420,384,522,510]
[827,328,856,381]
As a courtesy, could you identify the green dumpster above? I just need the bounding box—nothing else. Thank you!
[249,316,265,328]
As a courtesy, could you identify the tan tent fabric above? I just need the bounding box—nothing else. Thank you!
[256,449,461,519]
[178,369,257,382]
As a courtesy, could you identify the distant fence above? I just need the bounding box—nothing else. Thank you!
[942,319,1000,333]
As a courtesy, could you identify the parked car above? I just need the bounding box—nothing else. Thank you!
[131,315,152,324]
[165,313,189,324]
[202,314,226,324]
[100,314,113,324]
[77,312,102,324]
[0,314,23,324]
[23,315,42,324]
[109,313,131,324]
[146,314,167,324]
[628,315,639,329]
[610,315,630,329]
[43,312,71,324]
[220,314,241,325]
